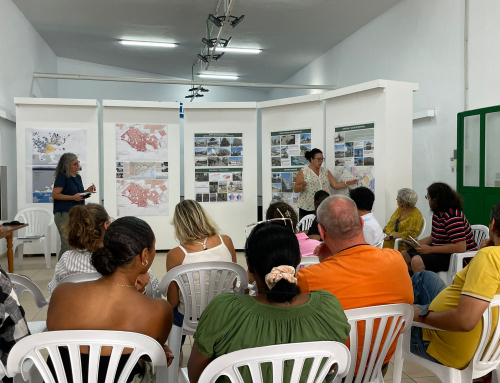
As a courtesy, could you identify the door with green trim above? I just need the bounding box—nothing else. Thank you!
[457,105,500,226]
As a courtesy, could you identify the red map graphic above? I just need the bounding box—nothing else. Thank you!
[122,182,162,207]
[121,127,161,152]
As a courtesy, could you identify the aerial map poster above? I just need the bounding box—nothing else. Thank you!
[115,123,169,217]
[25,128,87,203]
[270,128,311,205]
[333,123,375,194]
[194,133,243,202]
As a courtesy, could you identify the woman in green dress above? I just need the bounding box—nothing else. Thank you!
[188,222,350,383]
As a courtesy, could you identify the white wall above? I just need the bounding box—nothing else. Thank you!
[57,58,268,103]
[0,0,58,254]
[267,0,465,232]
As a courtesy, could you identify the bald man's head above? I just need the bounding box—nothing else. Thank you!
[317,195,363,240]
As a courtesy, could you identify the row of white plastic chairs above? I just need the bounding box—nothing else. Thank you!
[10,258,500,383]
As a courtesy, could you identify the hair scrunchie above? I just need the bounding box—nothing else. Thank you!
[265,266,297,290]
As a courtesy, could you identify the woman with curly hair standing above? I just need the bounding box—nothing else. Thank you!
[51,153,96,258]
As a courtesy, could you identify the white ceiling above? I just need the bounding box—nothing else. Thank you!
[13,0,401,85]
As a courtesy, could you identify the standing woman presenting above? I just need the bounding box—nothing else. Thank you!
[294,148,357,220]
[52,153,96,258]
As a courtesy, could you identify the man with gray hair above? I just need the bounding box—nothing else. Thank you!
[296,195,413,376]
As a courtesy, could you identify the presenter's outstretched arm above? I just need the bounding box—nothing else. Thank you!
[327,170,357,190]
[52,187,84,201]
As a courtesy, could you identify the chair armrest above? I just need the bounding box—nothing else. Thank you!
[394,238,402,251]
[411,320,442,331]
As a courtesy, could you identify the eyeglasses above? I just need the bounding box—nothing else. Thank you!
[245,218,293,237]
[71,161,81,166]
[425,195,430,200]
[314,157,325,162]
[395,218,400,232]
[107,217,116,224]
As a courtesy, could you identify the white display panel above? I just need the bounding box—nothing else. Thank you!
[259,95,324,215]
[15,98,100,254]
[102,101,181,251]
[323,80,416,225]
[184,104,257,249]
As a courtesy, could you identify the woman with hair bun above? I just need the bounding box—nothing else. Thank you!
[47,217,174,382]
[187,223,350,383]
[48,204,159,294]
[294,148,357,220]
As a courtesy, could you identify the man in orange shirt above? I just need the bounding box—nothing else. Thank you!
[297,195,413,374]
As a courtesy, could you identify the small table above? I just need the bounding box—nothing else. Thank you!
[0,224,29,273]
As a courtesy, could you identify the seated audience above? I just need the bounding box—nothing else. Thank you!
[0,268,30,383]
[410,201,500,370]
[383,188,424,250]
[349,187,385,246]
[166,200,236,345]
[305,190,330,240]
[266,201,320,256]
[187,223,350,383]
[402,182,477,274]
[48,204,159,294]
[47,217,173,383]
[297,195,413,375]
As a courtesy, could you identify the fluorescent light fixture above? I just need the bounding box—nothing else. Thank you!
[119,40,177,48]
[198,74,239,80]
[217,47,262,54]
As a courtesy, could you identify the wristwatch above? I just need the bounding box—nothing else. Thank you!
[418,308,434,323]
[390,235,394,240]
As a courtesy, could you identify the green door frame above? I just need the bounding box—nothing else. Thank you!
[457,105,500,226]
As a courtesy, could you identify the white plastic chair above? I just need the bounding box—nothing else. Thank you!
[297,255,320,271]
[394,218,426,251]
[6,330,167,383]
[181,341,350,383]
[8,274,49,335]
[393,295,500,383]
[13,208,54,269]
[342,304,413,383]
[297,214,316,232]
[374,240,384,249]
[437,224,488,286]
[160,261,248,383]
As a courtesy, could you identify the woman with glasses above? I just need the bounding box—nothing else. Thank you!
[401,182,477,274]
[294,148,357,220]
[187,222,350,383]
[166,200,236,347]
[52,153,96,258]
[383,188,424,250]
[48,203,159,294]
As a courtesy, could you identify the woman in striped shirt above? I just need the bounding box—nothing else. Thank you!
[402,182,477,274]
[48,204,160,294]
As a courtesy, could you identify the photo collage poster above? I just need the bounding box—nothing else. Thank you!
[332,123,375,193]
[115,123,169,217]
[270,128,311,205]
[25,128,87,203]
[194,133,243,202]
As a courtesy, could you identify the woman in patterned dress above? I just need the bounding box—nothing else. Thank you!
[294,148,357,220]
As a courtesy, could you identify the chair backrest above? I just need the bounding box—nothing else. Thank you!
[58,272,102,285]
[417,218,426,238]
[14,208,54,237]
[197,341,350,383]
[471,224,489,246]
[343,304,413,383]
[297,214,316,232]
[6,330,166,383]
[159,262,248,332]
[471,295,500,377]
[8,274,49,309]
[297,256,320,271]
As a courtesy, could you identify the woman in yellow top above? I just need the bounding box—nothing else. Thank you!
[294,148,357,220]
[383,188,424,250]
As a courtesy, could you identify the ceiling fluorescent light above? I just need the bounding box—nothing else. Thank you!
[120,40,177,48]
[198,74,239,80]
[217,47,262,54]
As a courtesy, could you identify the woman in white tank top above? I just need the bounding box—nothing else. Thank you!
[166,200,236,346]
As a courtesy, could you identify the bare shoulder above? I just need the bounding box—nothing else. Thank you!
[221,235,234,247]
[166,247,185,270]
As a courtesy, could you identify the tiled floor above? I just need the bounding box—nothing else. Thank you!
[1,252,439,382]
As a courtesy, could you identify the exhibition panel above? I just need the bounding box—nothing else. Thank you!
[102,100,181,250]
[184,103,258,248]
